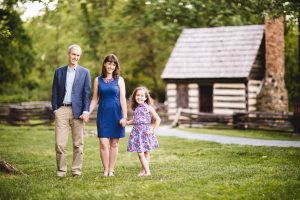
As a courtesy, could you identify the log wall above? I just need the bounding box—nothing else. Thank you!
[213,83,247,115]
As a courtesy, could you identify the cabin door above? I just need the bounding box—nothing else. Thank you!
[199,85,213,113]
[176,84,189,108]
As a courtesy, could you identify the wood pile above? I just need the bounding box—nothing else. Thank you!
[0,102,54,126]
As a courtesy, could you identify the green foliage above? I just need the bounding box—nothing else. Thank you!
[1,125,300,199]
[79,1,102,63]
[0,1,36,102]
[25,2,90,102]
[285,24,299,107]
[0,0,299,106]
[142,0,264,27]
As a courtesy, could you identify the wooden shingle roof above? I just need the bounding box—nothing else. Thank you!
[161,25,265,79]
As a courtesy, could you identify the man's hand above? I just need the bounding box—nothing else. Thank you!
[80,113,90,122]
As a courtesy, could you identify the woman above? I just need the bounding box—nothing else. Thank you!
[89,54,127,176]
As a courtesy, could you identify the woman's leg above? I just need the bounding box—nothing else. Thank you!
[108,138,119,176]
[138,152,150,176]
[99,138,109,176]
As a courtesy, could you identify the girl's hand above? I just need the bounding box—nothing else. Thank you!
[146,129,154,135]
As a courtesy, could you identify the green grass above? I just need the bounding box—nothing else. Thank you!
[1,125,300,199]
[178,126,300,141]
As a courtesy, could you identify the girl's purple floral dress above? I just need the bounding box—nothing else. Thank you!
[127,103,159,152]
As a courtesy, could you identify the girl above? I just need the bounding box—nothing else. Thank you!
[126,86,161,176]
[89,54,127,177]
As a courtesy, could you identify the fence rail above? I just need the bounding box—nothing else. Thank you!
[0,102,54,126]
[233,111,294,132]
[171,107,232,128]
[0,101,168,126]
[171,108,298,133]
[3,102,295,131]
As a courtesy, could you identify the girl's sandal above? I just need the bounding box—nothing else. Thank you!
[138,172,145,177]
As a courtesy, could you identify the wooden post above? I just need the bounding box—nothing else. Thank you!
[293,103,300,133]
[189,107,192,128]
[171,107,182,128]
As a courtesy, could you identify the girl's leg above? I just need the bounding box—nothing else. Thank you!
[99,138,109,176]
[139,152,150,175]
[108,138,119,176]
[144,151,150,164]
[138,152,151,176]
[144,152,151,176]
[139,166,145,176]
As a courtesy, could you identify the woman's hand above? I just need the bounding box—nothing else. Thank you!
[119,118,127,127]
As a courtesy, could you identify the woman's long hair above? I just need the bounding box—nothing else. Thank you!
[100,54,120,79]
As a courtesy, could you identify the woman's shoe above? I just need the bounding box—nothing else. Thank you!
[103,171,109,177]
[138,169,145,177]
[108,171,114,177]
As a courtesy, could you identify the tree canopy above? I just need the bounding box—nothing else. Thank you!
[0,0,299,108]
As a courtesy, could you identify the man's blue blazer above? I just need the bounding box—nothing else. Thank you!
[51,65,91,119]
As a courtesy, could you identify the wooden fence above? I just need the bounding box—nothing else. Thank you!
[0,102,54,126]
[7,102,296,130]
[171,108,298,133]
[0,101,168,126]
[171,107,232,128]
[233,111,295,132]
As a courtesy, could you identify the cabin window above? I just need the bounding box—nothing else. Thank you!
[176,84,189,108]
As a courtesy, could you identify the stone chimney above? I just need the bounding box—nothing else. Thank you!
[256,16,289,112]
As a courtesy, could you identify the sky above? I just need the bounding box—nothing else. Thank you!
[18,0,57,21]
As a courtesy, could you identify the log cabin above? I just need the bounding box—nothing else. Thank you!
[161,18,288,120]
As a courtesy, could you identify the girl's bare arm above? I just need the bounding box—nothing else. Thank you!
[147,105,161,134]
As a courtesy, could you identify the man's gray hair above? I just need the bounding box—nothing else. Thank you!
[68,44,82,54]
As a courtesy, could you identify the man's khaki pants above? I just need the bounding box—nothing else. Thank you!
[55,107,84,177]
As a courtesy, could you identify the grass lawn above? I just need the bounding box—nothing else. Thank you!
[1,124,300,199]
[178,126,300,141]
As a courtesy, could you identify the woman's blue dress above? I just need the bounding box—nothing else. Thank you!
[97,76,125,138]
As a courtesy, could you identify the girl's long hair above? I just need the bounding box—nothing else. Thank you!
[100,54,120,79]
[129,86,153,110]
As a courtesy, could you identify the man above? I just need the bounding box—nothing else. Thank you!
[51,44,91,177]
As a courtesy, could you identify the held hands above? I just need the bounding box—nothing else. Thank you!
[80,113,90,123]
[119,118,127,127]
